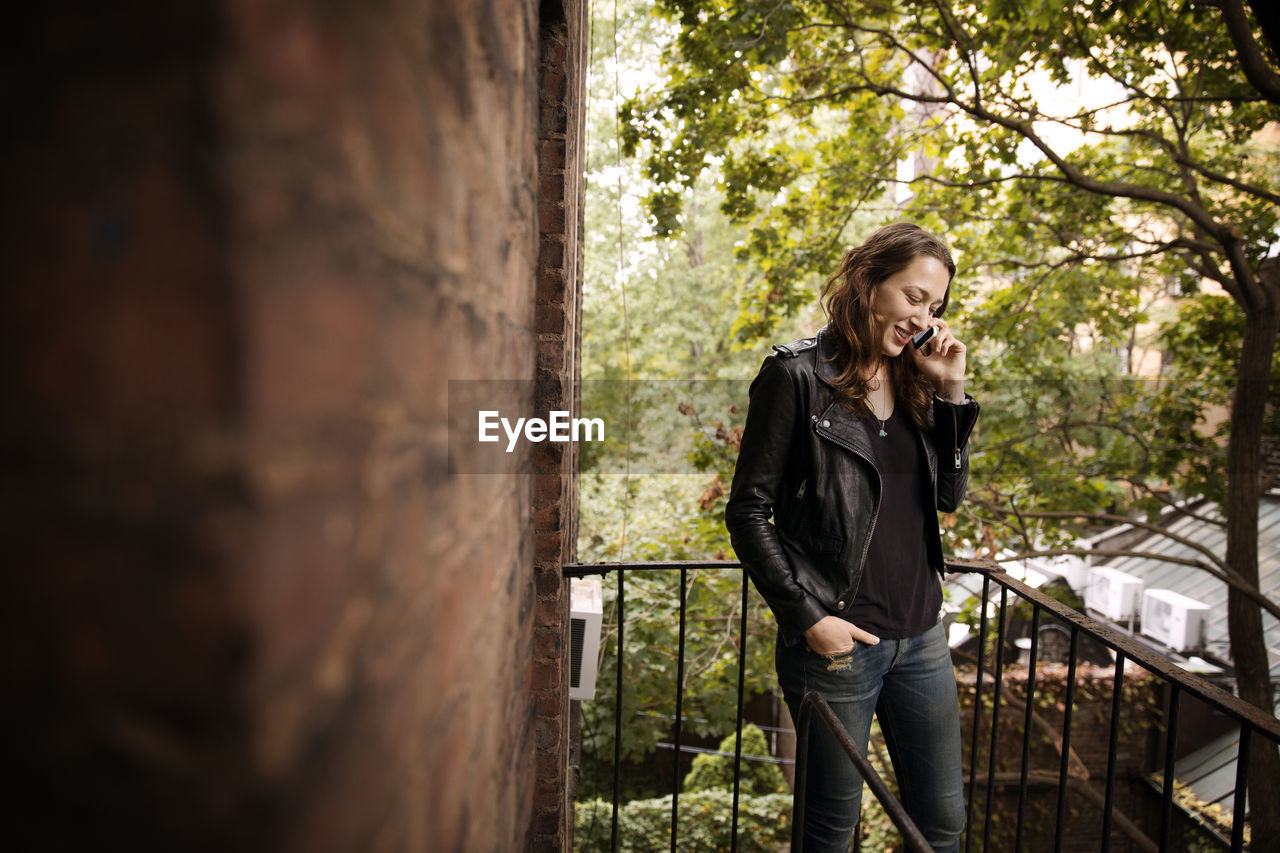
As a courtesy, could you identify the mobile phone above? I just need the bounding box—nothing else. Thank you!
[911,327,936,350]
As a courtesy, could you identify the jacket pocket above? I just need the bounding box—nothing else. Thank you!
[797,525,844,557]
[777,524,846,606]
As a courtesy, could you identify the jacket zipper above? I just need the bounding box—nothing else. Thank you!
[952,403,962,469]
[812,425,882,581]
[855,468,882,583]
[796,479,806,499]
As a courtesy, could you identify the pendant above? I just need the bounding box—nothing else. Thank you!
[878,427,887,437]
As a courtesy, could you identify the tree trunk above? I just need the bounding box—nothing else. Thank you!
[1226,259,1280,852]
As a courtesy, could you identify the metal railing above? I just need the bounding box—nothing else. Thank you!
[565,561,756,852]
[955,558,1280,853]
[564,558,1280,852]
[793,690,931,853]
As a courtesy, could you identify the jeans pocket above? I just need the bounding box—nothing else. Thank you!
[807,643,856,672]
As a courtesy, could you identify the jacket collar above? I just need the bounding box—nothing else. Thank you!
[809,325,937,469]
[810,326,877,460]
[813,325,845,387]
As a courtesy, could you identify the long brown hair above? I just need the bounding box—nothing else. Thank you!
[821,222,956,429]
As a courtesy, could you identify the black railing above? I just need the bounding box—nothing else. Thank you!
[793,690,932,853]
[564,558,1280,852]
[565,561,755,852]
[954,558,1280,853]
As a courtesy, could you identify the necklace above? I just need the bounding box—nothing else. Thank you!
[875,381,888,438]
[868,372,889,437]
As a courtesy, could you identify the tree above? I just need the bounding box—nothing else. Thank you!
[576,0,790,812]
[624,0,1280,845]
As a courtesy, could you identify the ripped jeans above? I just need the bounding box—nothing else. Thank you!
[776,620,965,853]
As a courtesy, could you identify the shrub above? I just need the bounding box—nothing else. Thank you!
[682,724,787,796]
[574,789,791,852]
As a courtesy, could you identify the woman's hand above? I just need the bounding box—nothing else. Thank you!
[803,615,880,654]
[911,319,967,403]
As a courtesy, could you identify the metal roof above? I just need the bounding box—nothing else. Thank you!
[1101,494,1280,681]
[1102,494,1280,823]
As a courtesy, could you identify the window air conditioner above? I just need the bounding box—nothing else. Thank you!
[1085,567,1145,620]
[1140,588,1210,652]
[569,577,604,701]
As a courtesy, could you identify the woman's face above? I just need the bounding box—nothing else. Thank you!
[868,254,951,357]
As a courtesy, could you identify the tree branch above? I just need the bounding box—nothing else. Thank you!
[1211,0,1280,105]
[973,500,1231,575]
[981,773,1160,853]
[990,548,1280,622]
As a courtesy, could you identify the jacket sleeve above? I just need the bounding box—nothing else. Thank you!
[932,394,980,513]
[725,356,829,643]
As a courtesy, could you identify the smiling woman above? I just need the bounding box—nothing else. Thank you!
[725,222,981,853]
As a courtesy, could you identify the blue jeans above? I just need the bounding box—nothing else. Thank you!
[777,620,965,853]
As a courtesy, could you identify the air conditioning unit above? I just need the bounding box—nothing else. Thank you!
[1140,589,1210,652]
[1086,567,1145,620]
[570,577,604,701]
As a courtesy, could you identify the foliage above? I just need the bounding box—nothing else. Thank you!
[682,724,788,795]
[574,724,900,852]
[1165,778,1250,845]
[622,0,1280,555]
[574,790,792,852]
[579,0,1280,844]
[578,0,788,779]
[579,568,779,763]
[956,664,1164,852]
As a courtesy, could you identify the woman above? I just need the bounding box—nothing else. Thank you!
[724,222,979,853]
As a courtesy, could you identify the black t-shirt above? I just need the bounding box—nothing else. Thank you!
[846,406,942,639]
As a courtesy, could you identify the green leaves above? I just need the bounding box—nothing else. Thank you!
[574,789,792,851]
[682,724,788,795]
[579,0,1280,843]
[624,0,1278,553]
[579,568,779,767]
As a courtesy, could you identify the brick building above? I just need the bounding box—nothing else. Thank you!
[1,1,587,850]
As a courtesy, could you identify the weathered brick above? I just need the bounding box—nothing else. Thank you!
[534,809,562,838]
[535,298,565,333]
[541,65,567,101]
[3,1,588,852]
[533,472,565,507]
[534,627,563,660]
[533,500,562,530]
[540,103,569,139]
[536,566,563,598]
[539,239,566,273]
[534,660,562,691]
[539,138,567,173]
[538,268,567,305]
[535,530,565,562]
[542,30,568,66]
[539,198,566,234]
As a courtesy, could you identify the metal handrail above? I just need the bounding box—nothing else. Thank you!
[956,559,1280,853]
[792,690,931,853]
[951,559,1280,740]
[563,557,1280,852]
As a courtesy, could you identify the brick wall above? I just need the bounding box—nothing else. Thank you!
[0,1,585,850]
[531,0,587,849]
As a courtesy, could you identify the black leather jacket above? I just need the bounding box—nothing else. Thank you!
[724,327,980,645]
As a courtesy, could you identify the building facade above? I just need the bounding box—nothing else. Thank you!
[1,1,587,849]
